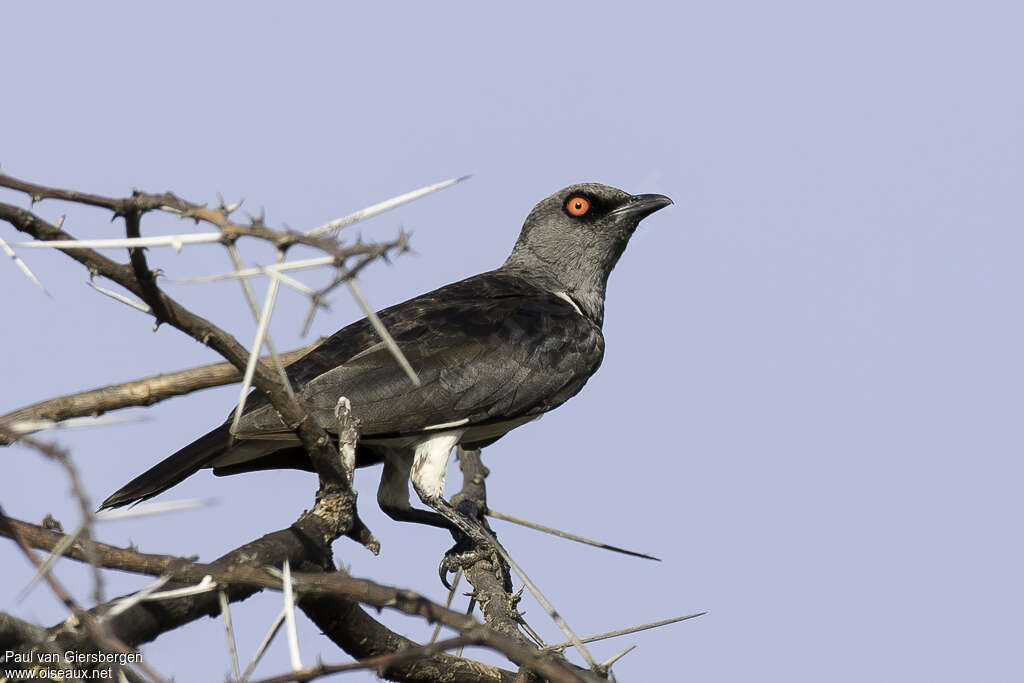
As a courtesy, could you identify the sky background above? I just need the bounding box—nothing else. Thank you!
[2,2,1023,681]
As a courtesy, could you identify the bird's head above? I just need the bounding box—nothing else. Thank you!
[504,183,673,323]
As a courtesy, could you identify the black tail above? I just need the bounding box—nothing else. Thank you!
[99,423,232,510]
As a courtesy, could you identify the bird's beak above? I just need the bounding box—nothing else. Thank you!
[609,193,674,221]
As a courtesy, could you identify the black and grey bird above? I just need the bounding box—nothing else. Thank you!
[101,183,672,542]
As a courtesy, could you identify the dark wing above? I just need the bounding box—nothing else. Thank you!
[234,270,605,439]
[100,271,603,509]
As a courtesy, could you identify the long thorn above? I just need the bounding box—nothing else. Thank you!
[232,274,282,434]
[282,560,302,671]
[17,232,223,250]
[144,575,218,600]
[473,529,600,670]
[0,234,48,294]
[428,568,461,644]
[219,590,241,681]
[87,281,151,313]
[227,247,299,408]
[346,278,420,386]
[168,256,336,284]
[601,644,636,669]
[8,414,145,436]
[307,176,470,237]
[487,508,661,561]
[455,597,476,658]
[18,522,86,601]
[544,612,707,652]
[518,616,547,648]
[94,498,208,521]
[241,601,292,681]
[103,577,171,619]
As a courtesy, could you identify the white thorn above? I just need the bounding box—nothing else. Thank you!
[282,560,302,671]
[307,175,469,236]
[17,232,224,250]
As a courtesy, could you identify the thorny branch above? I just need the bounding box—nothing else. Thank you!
[0,506,167,683]
[0,343,320,443]
[451,450,541,652]
[0,173,691,682]
[0,514,585,682]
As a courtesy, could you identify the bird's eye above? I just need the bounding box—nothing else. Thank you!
[566,196,590,217]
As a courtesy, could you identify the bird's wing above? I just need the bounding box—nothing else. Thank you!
[99,272,603,510]
[232,271,605,440]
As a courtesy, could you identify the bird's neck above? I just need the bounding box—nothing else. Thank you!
[501,246,608,326]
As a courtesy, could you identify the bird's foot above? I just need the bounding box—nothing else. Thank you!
[427,495,512,590]
[439,537,511,591]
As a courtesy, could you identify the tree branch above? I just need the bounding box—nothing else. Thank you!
[1,514,589,681]
[0,173,606,682]
[0,343,319,444]
[0,200,352,513]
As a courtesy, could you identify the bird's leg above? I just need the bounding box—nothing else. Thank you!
[451,447,513,591]
[410,432,489,545]
[410,433,510,588]
[376,450,452,530]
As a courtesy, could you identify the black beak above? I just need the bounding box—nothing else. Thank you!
[610,193,674,221]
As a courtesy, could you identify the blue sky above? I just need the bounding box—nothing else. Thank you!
[2,2,1022,681]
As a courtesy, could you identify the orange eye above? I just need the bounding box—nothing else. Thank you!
[566,196,590,217]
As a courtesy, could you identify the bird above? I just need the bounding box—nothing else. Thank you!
[100,183,672,557]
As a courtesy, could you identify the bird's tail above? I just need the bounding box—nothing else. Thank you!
[99,423,232,510]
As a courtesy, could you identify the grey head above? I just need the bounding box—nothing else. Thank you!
[502,182,673,326]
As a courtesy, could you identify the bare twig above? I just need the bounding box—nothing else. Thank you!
[122,205,170,324]
[0,171,421,262]
[0,343,317,444]
[14,436,105,605]
[4,171,450,394]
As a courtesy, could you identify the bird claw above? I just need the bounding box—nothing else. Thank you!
[439,555,460,590]
[438,542,511,591]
